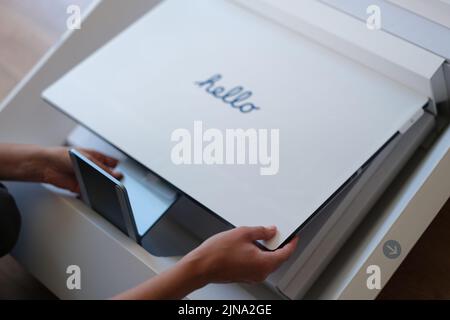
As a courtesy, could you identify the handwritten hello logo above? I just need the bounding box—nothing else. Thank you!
[195,74,260,114]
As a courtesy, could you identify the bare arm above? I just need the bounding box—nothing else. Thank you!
[0,144,122,191]
[113,226,298,300]
[0,144,46,183]
[112,258,204,300]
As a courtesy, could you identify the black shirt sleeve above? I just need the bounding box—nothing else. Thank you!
[0,183,21,257]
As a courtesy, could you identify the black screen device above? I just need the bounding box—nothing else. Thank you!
[69,149,139,241]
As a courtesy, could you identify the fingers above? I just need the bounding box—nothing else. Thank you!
[242,226,277,241]
[251,236,298,282]
[79,149,123,180]
[55,174,80,194]
[69,182,81,194]
[87,154,123,180]
[81,149,120,168]
[97,161,123,180]
[262,236,299,267]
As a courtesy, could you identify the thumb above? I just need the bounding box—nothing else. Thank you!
[244,226,277,241]
[264,236,299,266]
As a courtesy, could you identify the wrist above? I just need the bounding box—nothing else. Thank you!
[177,254,210,292]
[18,145,49,183]
[0,144,47,182]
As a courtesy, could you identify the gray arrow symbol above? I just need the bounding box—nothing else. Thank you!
[386,245,398,255]
[383,240,401,259]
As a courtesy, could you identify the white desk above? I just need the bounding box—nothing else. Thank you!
[0,0,449,299]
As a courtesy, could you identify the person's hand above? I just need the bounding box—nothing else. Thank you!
[39,147,123,193]
[114,226,298,300]
[0,144,122,192]
[181,226,298,285]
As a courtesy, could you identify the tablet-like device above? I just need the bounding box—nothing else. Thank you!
[69,149,138,241]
